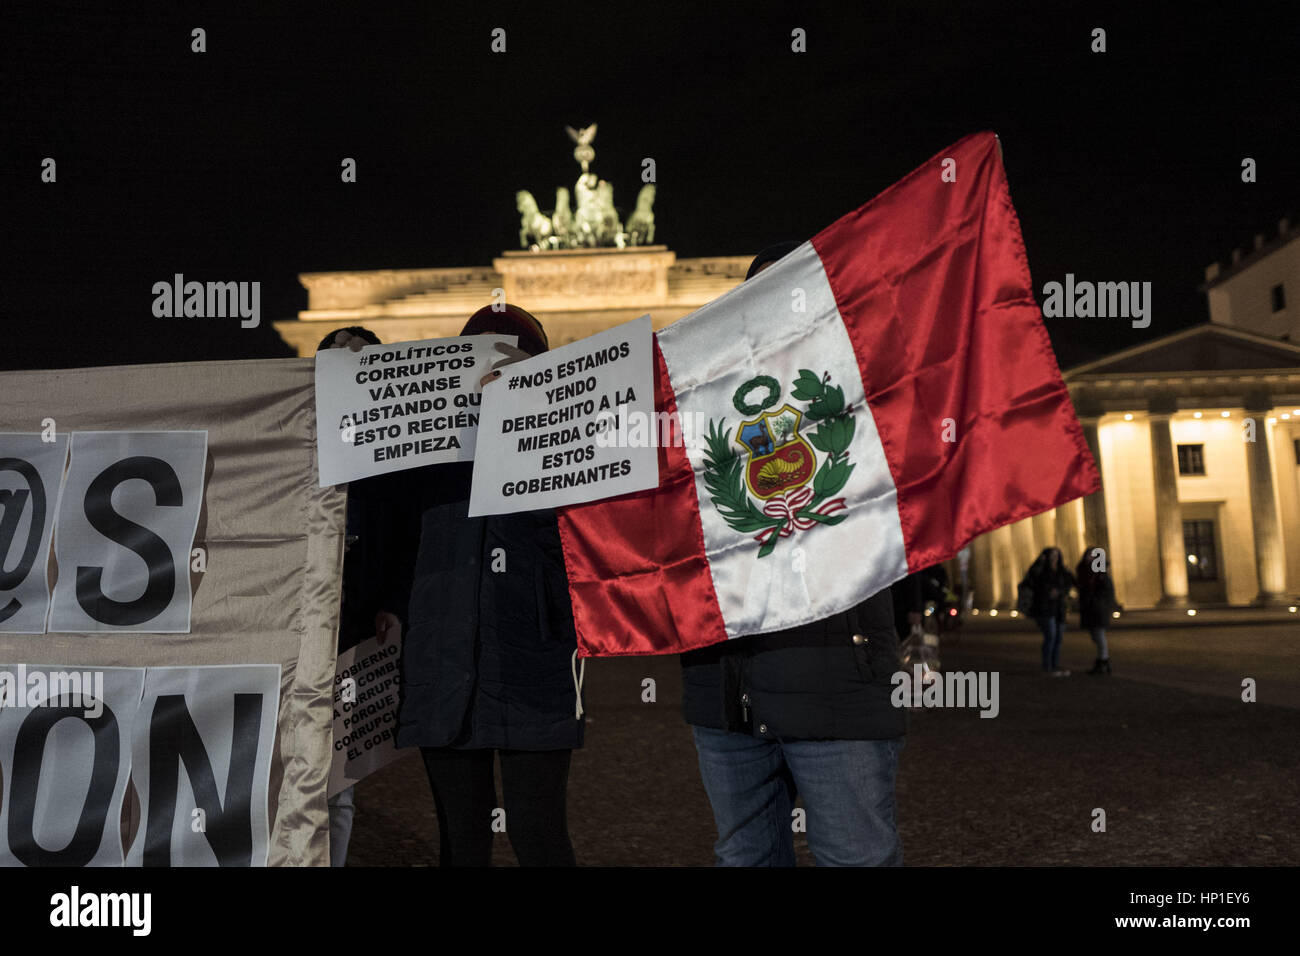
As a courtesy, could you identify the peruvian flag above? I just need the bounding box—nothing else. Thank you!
[558,131,1099,657]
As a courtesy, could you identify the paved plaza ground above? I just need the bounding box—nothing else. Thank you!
[345,618,1300,866]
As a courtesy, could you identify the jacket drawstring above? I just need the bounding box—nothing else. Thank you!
[571,649,586,719]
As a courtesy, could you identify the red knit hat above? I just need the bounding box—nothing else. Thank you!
[460,304,549,356]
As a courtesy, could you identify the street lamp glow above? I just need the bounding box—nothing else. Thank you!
[1220,411,1230,418]
[1192,411,1202,419]
[1187,608,1197,616]
[1010,609,1019,618]
[1123,413,1134,421]
[989,609,998,617]
[1112,610,1121,618]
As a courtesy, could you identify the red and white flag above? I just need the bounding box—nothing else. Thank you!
[558,131,1099,657]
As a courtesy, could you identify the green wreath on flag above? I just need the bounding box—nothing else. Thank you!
[702,369,856,558]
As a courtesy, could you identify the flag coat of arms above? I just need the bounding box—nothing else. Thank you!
[557,131,1099,657]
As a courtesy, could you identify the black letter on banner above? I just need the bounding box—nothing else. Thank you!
[7,703,119,867]
[144,693,262,866]
[76,456,179,626]
[0,458,46,624]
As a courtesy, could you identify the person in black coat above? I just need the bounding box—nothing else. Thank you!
[1021,546,1076,675]
[680,241,905,868]
[318,326,409,867]
[1075,547,1118,675]
[392,305,583,867]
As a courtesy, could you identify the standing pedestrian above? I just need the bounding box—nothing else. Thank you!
[1076,547,1117,675]
[1020,547,1075,676]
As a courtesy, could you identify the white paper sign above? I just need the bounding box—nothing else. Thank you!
[48,431,207,634]
[0,665,146,867]
[328,634,407,797]
[314,334,517,486]
[0,433,69,634]
[0,663,280,867]
[125,664,280,867]
[468,315,657,516]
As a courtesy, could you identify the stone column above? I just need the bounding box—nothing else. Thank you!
[1079,418,1111,561]
[1244,407,1289,604]
[1055,500,1083,572]
[992,524,1017,610]
[1032,511,1056,555]
[971,532,996,610]
[1011,518,1039,582]
[1148,413,1189,606]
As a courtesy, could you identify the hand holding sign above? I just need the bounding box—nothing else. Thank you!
[481,341,533,388]
[468,315,657,516]
[374,610,401,646]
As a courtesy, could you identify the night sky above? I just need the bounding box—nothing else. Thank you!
[4,0,1296,372]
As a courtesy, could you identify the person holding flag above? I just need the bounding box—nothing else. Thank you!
[679,244,906,867]
[555,131,1099,863]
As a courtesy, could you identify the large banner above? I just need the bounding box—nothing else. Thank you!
[0,358,344,866]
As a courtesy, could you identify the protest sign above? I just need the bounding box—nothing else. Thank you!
[328,634,407,797]
[1,357,345,866]
[315,334,517,486]
[468,315,657,516]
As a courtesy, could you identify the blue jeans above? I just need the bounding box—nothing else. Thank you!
[1090,627,1109,660]
[691,726,903,866]
[1038,616,1064,670]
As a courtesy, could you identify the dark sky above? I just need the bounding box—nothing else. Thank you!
[4,0,1296,372]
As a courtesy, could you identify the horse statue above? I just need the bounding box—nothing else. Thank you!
[551,186,574,245]
[626,183,656,245]
[596,179,623,245]
[516,190,553,249]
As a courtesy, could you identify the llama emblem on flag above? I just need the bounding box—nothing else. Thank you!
[703,370,856,557]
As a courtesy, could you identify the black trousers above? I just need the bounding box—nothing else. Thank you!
[419,747,576,866]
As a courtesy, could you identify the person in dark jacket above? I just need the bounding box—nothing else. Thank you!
[392,304,583,867]
[1075,547,1117,675]
[318,326,409,867]
[1021,546,1076,676]
[680,241,905,867]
